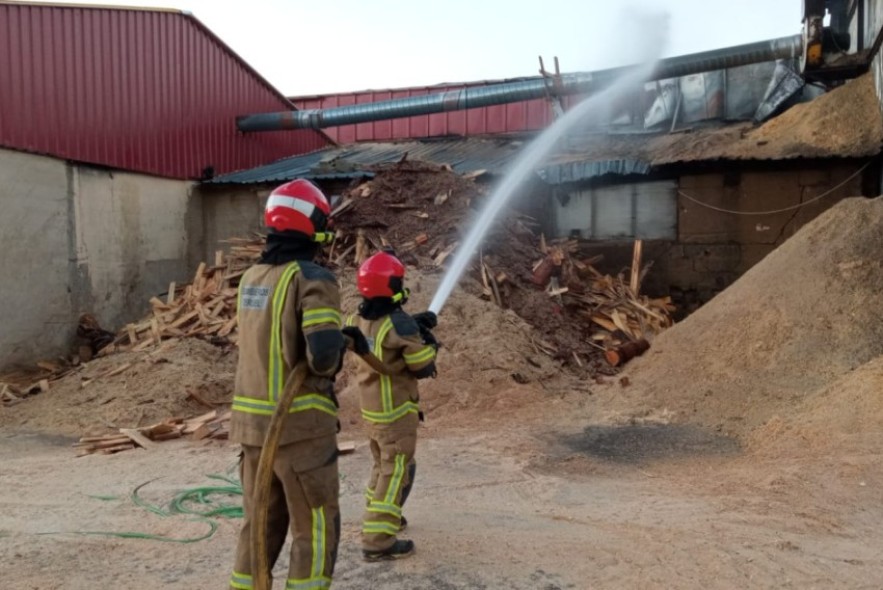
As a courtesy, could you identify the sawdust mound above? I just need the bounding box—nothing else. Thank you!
[652,72,882,164]
[0,339,236,436]
[747,355,883,456]
[618,197,883,445]
[0,271,567,436]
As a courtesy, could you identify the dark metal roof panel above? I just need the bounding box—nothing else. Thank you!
[537,159,653,184]
[209,138,526,184]
[0,2,329,179]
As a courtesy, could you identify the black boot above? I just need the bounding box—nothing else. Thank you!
[363,540,416,562]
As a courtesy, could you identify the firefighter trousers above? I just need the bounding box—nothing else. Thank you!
[230,436,340,590]
[361,427,417,551]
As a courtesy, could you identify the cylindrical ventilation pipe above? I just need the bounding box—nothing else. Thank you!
[238,34,802,132]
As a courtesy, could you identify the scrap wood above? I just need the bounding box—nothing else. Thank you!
[119,428,158,450]
[76,409,232,456]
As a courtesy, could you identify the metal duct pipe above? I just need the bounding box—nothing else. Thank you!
[238,34,803,132]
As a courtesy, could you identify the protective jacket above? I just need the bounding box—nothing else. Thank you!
[230,260,344,447]
[348,309,436,430]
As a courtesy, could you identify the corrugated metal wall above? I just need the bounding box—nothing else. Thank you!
[292,82,575,143]
[0,3,329,179]
[553,181,677,240]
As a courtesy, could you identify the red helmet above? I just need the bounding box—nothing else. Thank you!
[264,179,333,242]
[358,251,407,301]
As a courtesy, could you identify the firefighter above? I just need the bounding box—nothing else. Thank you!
[229,179,344,590]
[342,251,439,562]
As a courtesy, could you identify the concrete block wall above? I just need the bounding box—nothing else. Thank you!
[567,162,866,317]
[0,148,194,367]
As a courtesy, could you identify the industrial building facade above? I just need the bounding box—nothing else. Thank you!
[0,1,330,179]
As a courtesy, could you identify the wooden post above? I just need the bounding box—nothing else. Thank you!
[629,239,643,295]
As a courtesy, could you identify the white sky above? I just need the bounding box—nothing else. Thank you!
[54,0,802,96]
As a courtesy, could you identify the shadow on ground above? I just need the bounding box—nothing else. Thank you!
[562,424,740,463]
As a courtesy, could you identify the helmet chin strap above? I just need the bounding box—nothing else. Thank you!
[391,288,410,304]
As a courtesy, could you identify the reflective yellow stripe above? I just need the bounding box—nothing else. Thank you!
[268,263,300,403]
[373,317,395,413]
[311,506,326,580]
[345,314,356,327]
[230,571,253,590]
[302,307,342,328]
[367,501,402,518]
[404,345,435,364]
[362,521,399,536]
[364,487,375,502]
[232,394,337,417]
[385,454,407,504]
[361,401,419,424]
[286,577,332,590]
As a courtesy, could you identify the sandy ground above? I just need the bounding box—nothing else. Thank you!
[3,399,882,590]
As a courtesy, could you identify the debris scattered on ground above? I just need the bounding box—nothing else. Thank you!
[74,409,231,456]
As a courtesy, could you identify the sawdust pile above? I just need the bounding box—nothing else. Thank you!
[659,73,883,162]
[0,270,568,436]
[615,197,883,452]
[551,73,882,167]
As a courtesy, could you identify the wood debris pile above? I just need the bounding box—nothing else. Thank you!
[74,409,231,456]
[317,160,677,370]
[108,240,266,354]
[327,159,482,268]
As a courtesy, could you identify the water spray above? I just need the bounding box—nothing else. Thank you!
[427,56,663,315]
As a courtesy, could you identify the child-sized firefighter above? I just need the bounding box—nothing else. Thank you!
[342,251,439,562]
[229,179,345,590]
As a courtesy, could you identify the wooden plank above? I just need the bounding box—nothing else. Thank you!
[192,421,223,440]
[184,409,219,425]
[169,310,199,329]
[98,442,137,454]
[167,282,177,305]
[629,239,643,295]
[38,379,50,393]
[127,323,138,345]
[103,363,132,379]
[338,441,356,455]
[151,430,183,442]
[119,428,158,449]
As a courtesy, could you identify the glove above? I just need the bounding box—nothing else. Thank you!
[342,326,370,356]
[412,311,438,331]
[419,326,440,350]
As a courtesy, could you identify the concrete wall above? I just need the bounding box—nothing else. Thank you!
[0,148,195,367]
[193,185,268,264]
[555,161,866,316]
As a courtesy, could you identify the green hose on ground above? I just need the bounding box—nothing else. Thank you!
[41,472,244,544]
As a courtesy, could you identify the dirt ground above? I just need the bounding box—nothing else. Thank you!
[3,396,883,590]
[4,199,883,588]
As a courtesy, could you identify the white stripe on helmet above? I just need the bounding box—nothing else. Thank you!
[266,194,317,220]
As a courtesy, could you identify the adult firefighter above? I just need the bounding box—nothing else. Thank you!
[229,179,344,590]
[343,251,439,561]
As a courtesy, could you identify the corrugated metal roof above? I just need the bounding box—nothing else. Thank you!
[0,2,330,179]
[537,159,652,184]
[209,137,528,184]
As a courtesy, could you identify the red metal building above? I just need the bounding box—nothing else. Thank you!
[291,80,577,144]
[0,1,330,179]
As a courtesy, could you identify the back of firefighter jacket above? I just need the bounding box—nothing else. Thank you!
[349,310,437,430]
[230,261,344,447]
